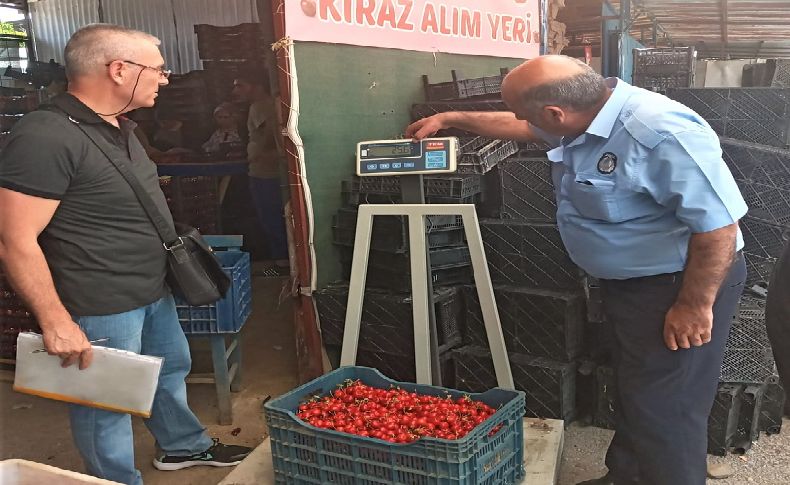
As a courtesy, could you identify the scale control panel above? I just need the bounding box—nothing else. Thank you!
[356,137,458,176]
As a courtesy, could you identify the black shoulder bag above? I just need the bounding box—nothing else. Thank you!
[53,110,230,306]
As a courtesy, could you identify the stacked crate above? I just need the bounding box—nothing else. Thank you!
[195,23,266,107]
[154,71,212,150]
[631,47,695,92]
[317,179,477,381]
[159,175,219,234]
[453,155,584,421]
[0,272,39,361]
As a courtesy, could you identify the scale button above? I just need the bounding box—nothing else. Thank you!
[380,163,391,169]
[404,162,416,168]
[392,162,402,169]
[366,163,378,170]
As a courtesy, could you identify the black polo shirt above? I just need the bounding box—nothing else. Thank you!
[0,94,174,316]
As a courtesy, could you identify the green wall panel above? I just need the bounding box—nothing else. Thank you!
[293,41,522,287]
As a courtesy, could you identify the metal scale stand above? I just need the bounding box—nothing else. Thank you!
[339,137,514,389]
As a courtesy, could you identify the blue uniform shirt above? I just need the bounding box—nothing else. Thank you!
[547,78,747,280]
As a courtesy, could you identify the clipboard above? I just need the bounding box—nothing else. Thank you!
[13,332,163,418]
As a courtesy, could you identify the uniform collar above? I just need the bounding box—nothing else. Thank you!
[585,77,632,139]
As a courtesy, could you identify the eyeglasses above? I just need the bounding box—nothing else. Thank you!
[106,59,172,79]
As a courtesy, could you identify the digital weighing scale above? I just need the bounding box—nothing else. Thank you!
[340,137,514,390]
[356,138,458,176]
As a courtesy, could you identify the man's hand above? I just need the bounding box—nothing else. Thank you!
[42,320,93,369]
[663,302,714,350]
[405,114,446,140]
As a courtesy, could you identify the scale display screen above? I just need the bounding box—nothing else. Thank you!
[356,137,458,176]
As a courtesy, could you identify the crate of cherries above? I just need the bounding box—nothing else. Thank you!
[297,380,502,443]
[265,366,526,484]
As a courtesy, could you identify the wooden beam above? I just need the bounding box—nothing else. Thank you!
[719,0,729,58]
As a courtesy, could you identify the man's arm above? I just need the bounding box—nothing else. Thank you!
[0,188,92,369]
[405,111,541,141]
[664,224,738,350]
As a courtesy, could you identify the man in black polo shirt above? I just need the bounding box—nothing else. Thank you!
[0,24,250,485]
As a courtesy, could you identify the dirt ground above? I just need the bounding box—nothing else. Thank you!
[0,276,297,485]
[558,420,790,485]
[1,274,788,484]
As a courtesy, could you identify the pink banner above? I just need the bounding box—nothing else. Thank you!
[287,1,541,59]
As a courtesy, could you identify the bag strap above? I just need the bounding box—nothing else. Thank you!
[45,106,179,246]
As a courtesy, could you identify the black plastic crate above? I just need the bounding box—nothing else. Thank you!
[758,376,785,436]
[338,246,471,271]
[332,225,466,254]
[341,261,473,293]
[481,156,557,222]
[744,251,780,288]
[731,384,764,454]
[451,346,576,421]
[633,47,695,75]
[334,207,463,232]
[708,384,743,456]
[593,365,616,430]
[314,283,462,354]
[632,72,693,91]
[354,175,482,199]
[741,217,789,266]
[769,59,790,88]
[422,69,508,101]
[337,347,456,386]
[458,139,519,174]
[480,219,583,290]
[411,100,508,120]
[666,88,790,148]
[194,23,265,60]
[461,285,585,361]
[721,295,776,383]
[340,181,480,207]
[740,216,788,287]
[721,138,790,189]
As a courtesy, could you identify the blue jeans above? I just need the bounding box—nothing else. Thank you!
[68,295,213,485]
[249,176,289,261]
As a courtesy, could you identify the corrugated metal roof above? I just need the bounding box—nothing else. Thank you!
[28,0,259,72]
[612,0,790,59]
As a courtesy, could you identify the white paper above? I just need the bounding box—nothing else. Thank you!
[13,332,163,417]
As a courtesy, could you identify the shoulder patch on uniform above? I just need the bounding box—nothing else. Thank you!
[623,113,665,149]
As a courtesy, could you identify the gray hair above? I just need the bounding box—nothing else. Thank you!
[522,58,607,112]
[64,24,160,78]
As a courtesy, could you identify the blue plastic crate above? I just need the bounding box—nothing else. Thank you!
[176,250,251,334]
[264,366,525,484]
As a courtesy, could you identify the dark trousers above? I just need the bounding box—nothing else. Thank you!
[600,253,746,485]
[766,241,790,412]
[249,176,289,261]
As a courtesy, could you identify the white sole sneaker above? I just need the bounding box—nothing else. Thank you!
[152,458,242,471]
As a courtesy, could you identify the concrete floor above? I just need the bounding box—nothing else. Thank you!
[2,275,788,485]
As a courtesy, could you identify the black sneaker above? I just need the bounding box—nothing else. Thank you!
[153,439,252,471]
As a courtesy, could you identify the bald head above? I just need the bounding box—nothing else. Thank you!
[64,24,161,79]
[501,55,608,135]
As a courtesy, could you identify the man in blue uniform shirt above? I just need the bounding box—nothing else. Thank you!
[407,55,747,485]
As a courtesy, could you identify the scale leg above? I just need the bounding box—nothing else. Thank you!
[461,206,515,390]
[408,213,433,385]
[340,206,374,366]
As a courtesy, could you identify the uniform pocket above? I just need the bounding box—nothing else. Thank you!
[564,172,621,221]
